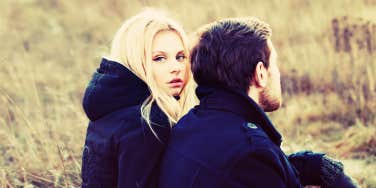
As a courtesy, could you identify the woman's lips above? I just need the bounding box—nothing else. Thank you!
[168,78,184,88]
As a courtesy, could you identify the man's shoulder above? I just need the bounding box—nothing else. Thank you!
[162,109,294,187]
[169,109,278,170]
[173,109,274,148]
[172,109,249,144]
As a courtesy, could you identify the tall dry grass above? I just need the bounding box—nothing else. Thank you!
[0,0,375,187]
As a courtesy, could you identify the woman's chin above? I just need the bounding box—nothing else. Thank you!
[169,88,182,97]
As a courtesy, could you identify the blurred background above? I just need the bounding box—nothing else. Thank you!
[0,0,375,187]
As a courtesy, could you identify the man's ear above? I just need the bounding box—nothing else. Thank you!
[253,61,268,88]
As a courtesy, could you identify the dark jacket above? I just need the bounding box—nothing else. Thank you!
[159,86,303,188]
[81,58,170,188]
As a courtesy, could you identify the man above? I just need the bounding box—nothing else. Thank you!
[159,17,357,188]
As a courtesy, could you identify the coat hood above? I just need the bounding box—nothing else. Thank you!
[82,58,150,121]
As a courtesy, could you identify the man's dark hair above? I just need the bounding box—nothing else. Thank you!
[191,17,272,92]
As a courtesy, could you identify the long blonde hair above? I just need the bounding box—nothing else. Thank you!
[109,8,197,132]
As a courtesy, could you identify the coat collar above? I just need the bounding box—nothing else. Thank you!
[196,85,282,146]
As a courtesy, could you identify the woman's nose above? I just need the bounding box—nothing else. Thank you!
[170,61,183,74]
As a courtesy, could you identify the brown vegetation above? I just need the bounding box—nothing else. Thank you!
[0,0,375,187]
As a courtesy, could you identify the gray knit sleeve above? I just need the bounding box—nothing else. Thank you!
[320,156,358,188]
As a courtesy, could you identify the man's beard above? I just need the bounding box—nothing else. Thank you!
[259,85,281,112]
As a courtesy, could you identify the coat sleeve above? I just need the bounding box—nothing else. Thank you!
[115,120,169,188]
[115,128,143,188]
[288,151,358,188]
[229,148,296,188]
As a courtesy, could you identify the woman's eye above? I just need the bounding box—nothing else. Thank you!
[153,56,166,62]
[176,54,186,62]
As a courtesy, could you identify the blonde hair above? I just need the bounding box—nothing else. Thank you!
[109,8,197,134]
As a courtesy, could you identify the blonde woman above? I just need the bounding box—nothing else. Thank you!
[81,9,196,188]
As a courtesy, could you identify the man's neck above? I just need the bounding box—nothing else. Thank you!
[248,86,262,110]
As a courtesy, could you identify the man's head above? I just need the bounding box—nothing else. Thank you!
[191,17,282,112]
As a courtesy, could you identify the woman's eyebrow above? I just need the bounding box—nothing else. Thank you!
[176,50,185,54]
[152,51,167,55]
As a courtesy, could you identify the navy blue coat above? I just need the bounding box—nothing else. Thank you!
[81,58,170,188]
[159,86,303,188]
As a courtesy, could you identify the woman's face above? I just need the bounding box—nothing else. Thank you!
[151,30,188,97]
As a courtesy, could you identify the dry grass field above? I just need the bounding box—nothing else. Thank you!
[0,0,375,187]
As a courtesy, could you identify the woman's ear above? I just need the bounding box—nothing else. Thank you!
[253,61,268,88]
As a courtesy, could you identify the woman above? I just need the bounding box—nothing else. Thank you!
[81,9,196,188]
